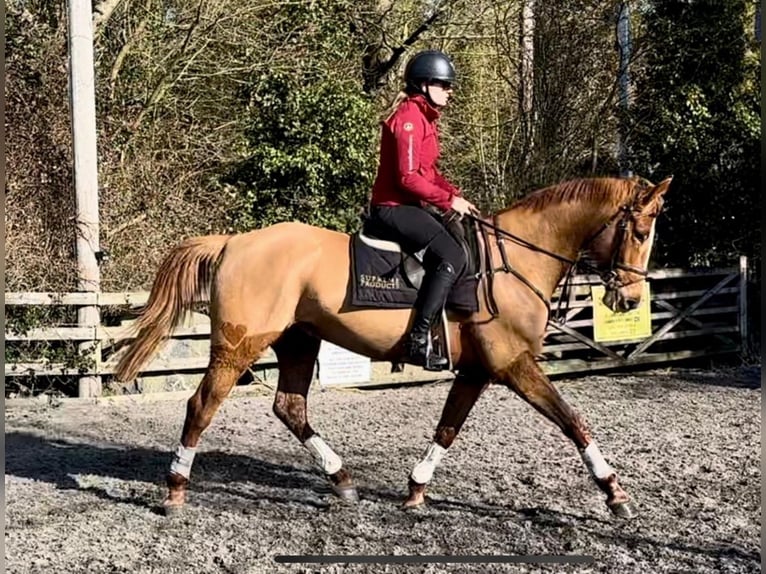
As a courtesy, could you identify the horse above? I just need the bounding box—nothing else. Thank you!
[114,175,671,518]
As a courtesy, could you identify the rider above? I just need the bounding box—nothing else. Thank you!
[367,49,478,371]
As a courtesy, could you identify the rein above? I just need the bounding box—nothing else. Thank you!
[466,203,649,321]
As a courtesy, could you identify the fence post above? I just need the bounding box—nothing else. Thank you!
[738,255,748,349]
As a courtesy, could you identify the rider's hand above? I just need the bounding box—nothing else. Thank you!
[450,195,479,216]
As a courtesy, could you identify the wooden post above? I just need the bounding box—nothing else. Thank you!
[616,1,632,176]
[519,0,535,165]
[68,0,102,397]
[738,255,748,349]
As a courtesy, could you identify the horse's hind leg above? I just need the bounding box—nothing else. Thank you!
[271,326,358,502]
[163,326,278,515]
[403,369,489,509]
[500,350,636,518]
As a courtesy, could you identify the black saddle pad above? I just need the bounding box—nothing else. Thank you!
[349,234,479,313]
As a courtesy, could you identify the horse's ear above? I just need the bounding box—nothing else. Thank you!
[639,176,672,206]
[654,176,673,196]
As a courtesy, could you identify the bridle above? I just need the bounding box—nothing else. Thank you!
[579,202,651,289]
[466,191,653,319]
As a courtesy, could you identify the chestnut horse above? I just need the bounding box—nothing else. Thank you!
[115,176,671,518]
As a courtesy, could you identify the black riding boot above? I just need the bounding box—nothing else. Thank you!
[405,262,457,371]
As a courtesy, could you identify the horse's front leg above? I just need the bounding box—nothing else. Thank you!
[403,370,489,509]
[501,350,636,518]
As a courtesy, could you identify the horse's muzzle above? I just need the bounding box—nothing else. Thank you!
[602,288,640,313]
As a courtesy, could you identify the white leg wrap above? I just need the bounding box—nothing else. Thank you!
[169,444,196,479]
[581,442,614,480]
[304,435,342,475]
[410,442,447,484]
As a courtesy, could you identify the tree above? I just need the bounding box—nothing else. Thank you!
[628,0,760,268]
[225,73,377,232]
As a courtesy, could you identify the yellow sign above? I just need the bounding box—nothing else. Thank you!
[592,283,652,343]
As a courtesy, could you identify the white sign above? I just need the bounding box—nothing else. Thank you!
[317,341,372,387]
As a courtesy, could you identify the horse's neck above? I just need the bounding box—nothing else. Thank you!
[496,201,613,295]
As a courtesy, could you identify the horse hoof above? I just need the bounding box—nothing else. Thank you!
[609,500,638,519]
[162,502,184,517]
[401,494,426,511]
[401,500,426,512]
[332,484,359,503]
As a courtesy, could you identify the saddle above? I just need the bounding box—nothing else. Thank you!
[349,211,480,314]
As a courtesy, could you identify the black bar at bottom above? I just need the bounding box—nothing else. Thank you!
[274,555,594,564]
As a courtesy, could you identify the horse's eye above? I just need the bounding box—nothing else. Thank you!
[634,231,648,242]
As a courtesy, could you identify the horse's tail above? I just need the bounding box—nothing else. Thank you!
[114,234,230,382]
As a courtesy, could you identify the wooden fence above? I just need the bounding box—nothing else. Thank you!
[5,257,748,397]
[539,256,748,375]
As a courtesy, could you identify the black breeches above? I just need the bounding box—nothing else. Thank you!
[369,205,466,274]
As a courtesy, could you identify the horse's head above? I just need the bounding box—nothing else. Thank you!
[587,177,672,312]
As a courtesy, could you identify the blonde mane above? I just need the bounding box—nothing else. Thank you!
[502,177,649,214]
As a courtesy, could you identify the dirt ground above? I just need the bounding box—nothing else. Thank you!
[5,365,761,574]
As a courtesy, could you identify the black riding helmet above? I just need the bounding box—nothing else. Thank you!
[404,50,456,104]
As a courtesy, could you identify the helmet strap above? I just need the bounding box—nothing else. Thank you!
[405,81,442,109]
[423,84,441,109]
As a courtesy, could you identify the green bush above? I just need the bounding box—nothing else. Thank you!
[225,74,378,233]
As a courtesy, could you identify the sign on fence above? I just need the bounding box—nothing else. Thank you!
[317,341,372,387]
[591,283,652,343]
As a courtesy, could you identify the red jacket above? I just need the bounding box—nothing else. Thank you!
[370,95,460,211]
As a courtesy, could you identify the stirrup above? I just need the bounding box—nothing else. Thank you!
[405,336,450,372]
[406,349,450,371]
[422,353,450,372]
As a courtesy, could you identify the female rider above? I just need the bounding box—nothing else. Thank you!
[367,50,477,371]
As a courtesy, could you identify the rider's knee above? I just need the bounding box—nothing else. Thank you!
[443,247,466,276]
[435,261,457,276]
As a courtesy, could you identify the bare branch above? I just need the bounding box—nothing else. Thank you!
[93,0,124,31]
[109,16,150,98]
[127,1,207,133]
[362,9,443,94]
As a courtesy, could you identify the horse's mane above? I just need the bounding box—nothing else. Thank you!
[501,177,648,214]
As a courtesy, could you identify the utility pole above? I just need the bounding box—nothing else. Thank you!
[616,1,633,177]
[68,0,102,397]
